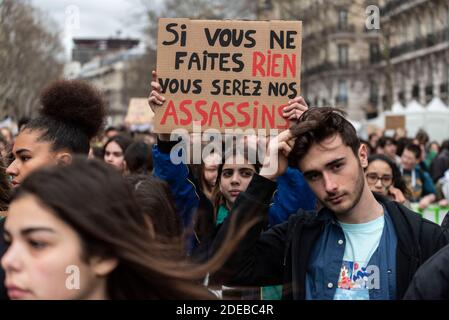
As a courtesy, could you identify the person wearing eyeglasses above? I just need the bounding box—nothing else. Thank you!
[366,154,410,206]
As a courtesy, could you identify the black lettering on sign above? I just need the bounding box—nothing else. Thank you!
[158,78,203,94]
[204,28,257,48]
[268,81,298,98]
[175,52,188,69]
[209,80,263,97]
[270,30,297,49]
[163,23,187,46]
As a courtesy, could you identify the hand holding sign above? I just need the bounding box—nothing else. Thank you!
[282,96,308,124]
[148,71,171,141]
[148,70,165,111]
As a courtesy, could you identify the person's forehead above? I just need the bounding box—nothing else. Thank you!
[6,195,60,233]
[13,130,49,152]
[222,161,255,170]
[299,136,354,171]
[367,160,392,174]
[403,149,417,158]
[106,141,122,151]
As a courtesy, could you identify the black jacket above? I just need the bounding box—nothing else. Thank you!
[431,149,449,182]
[210,174,449,299]
[403,243,449,299]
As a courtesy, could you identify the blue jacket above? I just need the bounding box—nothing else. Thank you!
[153,139,316,230]
[269,167,315,227]
[152,141,199,229]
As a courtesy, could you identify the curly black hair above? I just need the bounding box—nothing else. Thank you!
[24,80,106,155]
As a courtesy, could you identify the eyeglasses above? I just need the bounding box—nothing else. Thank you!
[365,173,393,187]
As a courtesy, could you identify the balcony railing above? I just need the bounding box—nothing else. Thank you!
[302,60,371,77]
[390,27,449,58]
[303,24,356,44]
[303,62,335,77]
[381,0,427,17]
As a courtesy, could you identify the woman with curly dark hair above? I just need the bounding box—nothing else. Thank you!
[6,80,106,188]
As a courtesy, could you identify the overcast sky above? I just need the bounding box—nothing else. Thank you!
[31,0,162,59]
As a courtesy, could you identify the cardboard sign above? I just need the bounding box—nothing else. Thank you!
[155,18,302,133]
[385,115,405,130]
[125,98,155,125]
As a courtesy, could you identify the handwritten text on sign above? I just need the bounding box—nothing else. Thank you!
[155,18,302,133]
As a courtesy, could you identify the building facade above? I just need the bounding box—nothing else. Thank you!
[67,38,144,126]
[273,0,383,120]
[266,0,449,120]
[380,0,449,109]
[72,38,140,65]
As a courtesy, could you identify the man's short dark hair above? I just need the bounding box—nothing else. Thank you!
[288,107,360,167]
[440,139,449,152]
[376,136,396,149]
[404,143,422,160]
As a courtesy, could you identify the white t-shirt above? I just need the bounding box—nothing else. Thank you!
[333,215,385,300]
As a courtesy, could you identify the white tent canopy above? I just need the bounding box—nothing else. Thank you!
[367,98,449,143]
[427,97,449,111]
[391,101,405,114]
[405,99,425,112]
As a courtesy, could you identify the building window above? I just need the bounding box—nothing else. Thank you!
[446,5,449,28]
[370,43,381,63]
[412,84,419,99]
[441,83,448,103]
[398,91,405,106]
[370,81,378,105]
[338,44,349,68]
[338,9,348,30]
[425,85,433,103]
[428,12,435,34]
[415,19,422,39]
[337,80,348,104]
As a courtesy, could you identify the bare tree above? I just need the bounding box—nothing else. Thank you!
[0,0,63,120]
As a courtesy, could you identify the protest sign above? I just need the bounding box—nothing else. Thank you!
[125,98,155,125]
[155,18,302,133]
[385,115,405,130]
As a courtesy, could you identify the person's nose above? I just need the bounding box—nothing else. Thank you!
[1,243,23,274]
[373,177,384,190]
[105,154,114,163]
[230,172,240,186]
[6,159,18,177]
[323,172,338,193]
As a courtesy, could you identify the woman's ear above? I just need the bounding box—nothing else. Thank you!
[90,256,118,277]
[55,152,73,166]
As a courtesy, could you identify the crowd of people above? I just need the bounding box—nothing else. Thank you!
[0,75,447,300]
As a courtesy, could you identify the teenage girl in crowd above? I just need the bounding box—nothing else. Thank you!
[365,154,410,205]
[6,80,106,188]
[1,79,106,300]
[1,159,253,299]
[103,135,132,174]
